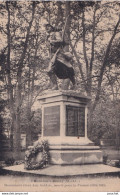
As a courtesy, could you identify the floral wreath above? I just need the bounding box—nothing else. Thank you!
[24,140,50,170]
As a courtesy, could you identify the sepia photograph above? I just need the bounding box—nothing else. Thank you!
[0,0,120,192]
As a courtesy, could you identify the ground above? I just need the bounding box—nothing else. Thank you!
[0,147,120,192]
[0,173,120,192]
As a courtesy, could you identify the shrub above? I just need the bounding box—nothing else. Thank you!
[5,157,15,166]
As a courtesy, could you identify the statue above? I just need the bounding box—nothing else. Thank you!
[46,23,75,90]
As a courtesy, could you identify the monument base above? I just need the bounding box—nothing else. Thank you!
[50,150,102,165]
[36,90,103,165]
[35,137,103,165]
[49,140,102,165]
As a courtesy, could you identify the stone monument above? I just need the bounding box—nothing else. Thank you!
[37,22,102,165]
[38,90,102,165]
[25,21,102,168]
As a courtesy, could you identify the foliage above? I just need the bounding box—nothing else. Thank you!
[24,140,50,170]
[5,157,15,166]
[103,154,108,164]
[90,96,120,146]
[115,160,120,168]
[21,108,42,143]
[69,2,120,99]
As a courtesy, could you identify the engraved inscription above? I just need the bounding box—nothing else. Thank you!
[44,105,60,136]
[66,106,85,137]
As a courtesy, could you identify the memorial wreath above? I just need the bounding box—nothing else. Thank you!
[24,140,50,170]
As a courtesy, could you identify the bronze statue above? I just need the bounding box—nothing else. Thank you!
[46,23,75,90]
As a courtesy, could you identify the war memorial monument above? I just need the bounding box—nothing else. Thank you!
[24,22,103,167]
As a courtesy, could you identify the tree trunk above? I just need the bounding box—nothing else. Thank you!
[10,113,16,150]
[26,106,32,147]
[13,111,21,159]
[6,2,15,153]
[93,17,120,111]
[87,100,94,140]
[61,1,71,90]
[14,2,36,156]
[5,2,36,158]
[13,82,22,159]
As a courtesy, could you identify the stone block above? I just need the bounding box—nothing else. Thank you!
[50,149,103,165]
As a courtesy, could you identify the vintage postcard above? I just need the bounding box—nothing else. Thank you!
[0,0,120,192]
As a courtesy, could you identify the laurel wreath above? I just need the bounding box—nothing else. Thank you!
[24,140,50,170]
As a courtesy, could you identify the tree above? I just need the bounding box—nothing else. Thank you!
[0,1,50,155]
[0,2,36,158]
[68,2,120,135]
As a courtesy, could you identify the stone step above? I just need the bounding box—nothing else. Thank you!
[2,163,120,177]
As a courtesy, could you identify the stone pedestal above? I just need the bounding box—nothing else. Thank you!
[38,90,103,165]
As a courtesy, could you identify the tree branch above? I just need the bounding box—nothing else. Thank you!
[82,10,89,74]
[93,16,120,111]
[17,2,36,77]
[70,42,88,92]
[90,7,96,72]
[6,2,15,113]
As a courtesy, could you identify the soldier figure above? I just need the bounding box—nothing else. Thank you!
[46,23,75,90]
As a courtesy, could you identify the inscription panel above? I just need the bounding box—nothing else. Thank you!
[78,107,85,137]
[66,106,85,137]
[44,105,60,136]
